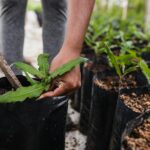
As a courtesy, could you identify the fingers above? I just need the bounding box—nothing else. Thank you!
[39,66,81,99]
[39,80,81,99]
[39,81,67,99]
[40,83,66,98]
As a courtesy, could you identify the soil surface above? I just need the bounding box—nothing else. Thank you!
[66,101,87,150]
[123,118,150,150]
[121,75,139,89]
[94,75,119,91]
[120,92,150,113]
[95,72,146,92]
[84,54,110,73]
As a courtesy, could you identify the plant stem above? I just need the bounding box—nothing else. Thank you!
[0,54,22,89]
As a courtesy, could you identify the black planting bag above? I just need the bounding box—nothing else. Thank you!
[109,86,150,150]
[0,76,68,150]
[121,110,150,150]
[86,72,119,150]
[79,67,94,135]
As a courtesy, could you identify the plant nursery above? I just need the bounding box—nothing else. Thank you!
[0,0,149,150]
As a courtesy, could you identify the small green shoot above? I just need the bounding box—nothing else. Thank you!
[105,43,139,79]
[105,43,150,86]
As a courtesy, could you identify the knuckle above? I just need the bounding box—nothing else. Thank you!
[70,81,81,89]
[77,81,81,88]
[71,83,77,89]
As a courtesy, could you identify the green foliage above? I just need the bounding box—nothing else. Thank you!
[24,72,37,85]
[105,43,150,85]
[0,83,45,103]
[84,0,150,86]
[37,53,50,77]
[105,44,121,77]
[15,62,44,79]
[139,60,150,85]
[84,0,149,57]
[84,0,150,88]
[105,44,140,78]
[0,54,87,103]
[50,57,88,79]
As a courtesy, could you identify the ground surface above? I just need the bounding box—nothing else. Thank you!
[66,101,87,150]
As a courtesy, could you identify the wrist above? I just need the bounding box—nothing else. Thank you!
[59,45,82,57]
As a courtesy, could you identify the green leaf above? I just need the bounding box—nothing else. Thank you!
[0,83,45,103]
[117,54,140,66]
[15,62,44,78]
[49,57,88,79]
[127,50,137,56]
[139,60,150,85]
[123,66,138,77]
[38,53,50,77]
[24,72,37,85]
[117,54,133,64]
[105,44,122,77]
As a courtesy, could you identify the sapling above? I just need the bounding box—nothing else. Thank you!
[105,44,140,87]
[0,53,87,103]
[105,43,150,86]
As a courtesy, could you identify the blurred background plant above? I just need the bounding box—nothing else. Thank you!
[82,0,150,87]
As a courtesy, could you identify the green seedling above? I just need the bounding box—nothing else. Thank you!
[0,53,87,103]
[105,43,139,79]
[85,5,150,57]
[105,43,150,85]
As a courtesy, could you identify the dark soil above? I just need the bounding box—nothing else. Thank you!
[123,118,150,150]
[120,92,150,113]
[94,70,146,93]
[81,42,95,59]
[84,60,109,73]
[121,75,138,88]
[83,53,110,73]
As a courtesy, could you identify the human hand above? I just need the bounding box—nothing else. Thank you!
[40,50,81,98]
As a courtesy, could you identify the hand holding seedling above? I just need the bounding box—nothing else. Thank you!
[39,0,95,98]
[40,51,81,98]
[0,53,87,103]
[0,0,95,103]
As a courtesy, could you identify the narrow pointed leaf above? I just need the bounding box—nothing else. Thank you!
[50,57,88,79]
[38,53,50,76]
[117,54,138,65]
[24,72,37,85]
[139,60,150,85]
[0,83,45,103]
[123,66,138,77]
[105,45,122,76]
[15,62,44,78]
